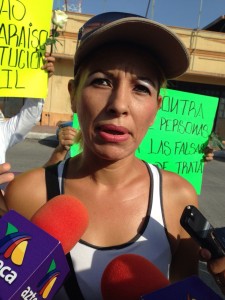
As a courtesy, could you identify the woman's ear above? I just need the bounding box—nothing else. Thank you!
[68,79,76,112]
[68,79,75,96]
[148,95,162,127]
[157,95,162,109]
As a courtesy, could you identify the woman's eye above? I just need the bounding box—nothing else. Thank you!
[92,78,110,87]
[134,84,151,94]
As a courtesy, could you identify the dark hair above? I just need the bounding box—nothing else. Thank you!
[74,42,167,94]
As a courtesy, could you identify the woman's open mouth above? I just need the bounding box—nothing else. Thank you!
[97,124,130,142]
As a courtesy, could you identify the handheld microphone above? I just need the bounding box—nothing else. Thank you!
[101,253,169,300]
[0,195,89,300]
[31,194,89,254]
[101,253,223,300]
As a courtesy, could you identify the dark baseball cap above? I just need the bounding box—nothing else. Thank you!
[74,12,190,79]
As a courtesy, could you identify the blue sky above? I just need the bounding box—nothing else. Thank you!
[54,0,225,29]
[82,0,225,29]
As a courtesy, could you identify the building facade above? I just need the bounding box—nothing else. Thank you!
[1,11,225,137]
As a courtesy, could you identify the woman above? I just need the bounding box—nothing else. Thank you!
[5,12,225,299]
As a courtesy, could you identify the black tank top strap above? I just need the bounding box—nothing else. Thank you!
[44,160,84,300]
[45,162,61,200]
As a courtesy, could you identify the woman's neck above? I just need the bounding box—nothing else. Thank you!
[69,152,142,187]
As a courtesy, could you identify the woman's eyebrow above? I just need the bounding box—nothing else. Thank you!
[137,76,158,88]
[88,71,158,88]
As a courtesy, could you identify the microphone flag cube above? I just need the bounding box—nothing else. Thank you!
[0,210,69,300]
[141,275,223,300]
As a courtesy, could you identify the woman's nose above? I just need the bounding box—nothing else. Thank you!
[106,85,130,117]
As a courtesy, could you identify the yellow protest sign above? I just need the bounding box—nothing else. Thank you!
[0,0,53,98]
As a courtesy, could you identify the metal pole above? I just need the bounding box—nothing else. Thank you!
[145,0,152,18]
[197,0,203,29]
[150,0,155,20]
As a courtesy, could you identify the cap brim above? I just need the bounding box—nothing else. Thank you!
[74,17,190,79]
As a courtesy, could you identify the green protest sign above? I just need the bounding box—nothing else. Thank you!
[136,89,219,194]
[71,89,219,194]
[71,113,80,157]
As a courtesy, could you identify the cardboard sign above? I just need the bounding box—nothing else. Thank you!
[0,210,69,299]
[70,89,219,194]
[0,0,53,98]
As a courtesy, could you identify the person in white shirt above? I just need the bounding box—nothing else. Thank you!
[0,54,55,164]
[0,98,44,164]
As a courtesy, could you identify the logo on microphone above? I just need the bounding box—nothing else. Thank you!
[0,222,31,266]
[36,259,60,299]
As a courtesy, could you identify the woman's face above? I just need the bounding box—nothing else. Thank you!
[70,44,162,161]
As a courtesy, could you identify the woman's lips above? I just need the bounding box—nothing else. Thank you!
[97,124,130,142]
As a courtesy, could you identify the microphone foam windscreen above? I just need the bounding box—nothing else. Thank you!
[31,195,89,254]
[101,253,169,300]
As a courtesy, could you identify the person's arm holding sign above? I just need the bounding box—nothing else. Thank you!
[0,54,55,164]
[204,146,214,162]
[0,163,14,216]
[44,125,78,167]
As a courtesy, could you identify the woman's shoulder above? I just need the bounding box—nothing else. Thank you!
[4,167,47,219]
[160,169,199,257]
[9,167,45,184]
[161,168,198,207]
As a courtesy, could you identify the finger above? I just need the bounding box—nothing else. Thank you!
[61,126,77,132]
[61,128,78,137]
[41,54,55,78]
[199,248,212,262]
[205,153,214,161]
[60,138,75,147]
[59,129,77,139]
[60,132,77,140]
[0,163,14,185]
[208,256,225,274]
[41,62,54,71]
[60,139,74,148]
[0,172,14,185]
[44,53,56,62]
[0,162,11,173]
[42,65,54,78]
